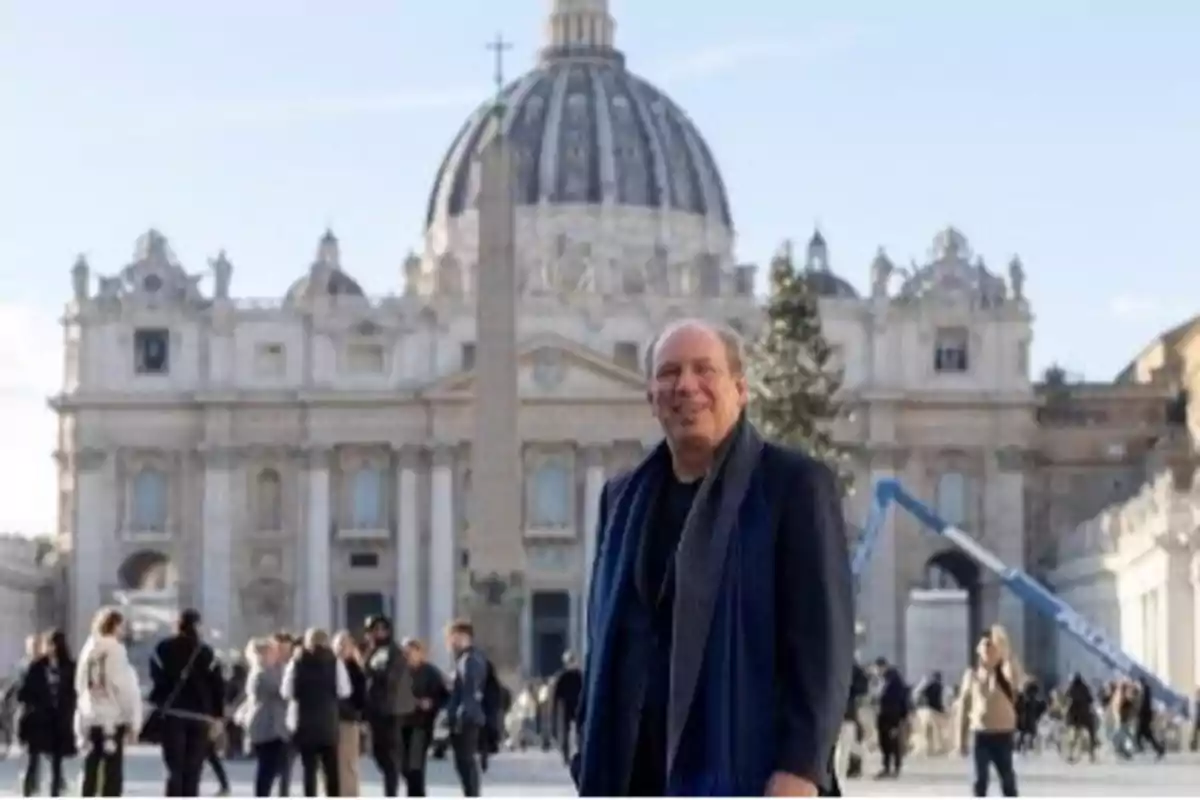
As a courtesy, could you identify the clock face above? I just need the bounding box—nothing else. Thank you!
[142,273,163,293]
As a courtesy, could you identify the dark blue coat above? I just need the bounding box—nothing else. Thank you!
[574,423,854,796]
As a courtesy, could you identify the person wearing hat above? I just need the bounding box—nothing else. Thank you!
[362,615,416,796]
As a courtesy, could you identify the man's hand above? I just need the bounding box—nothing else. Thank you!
[765,771,817,797]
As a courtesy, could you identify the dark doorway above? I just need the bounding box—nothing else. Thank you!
[345,592,389,635]
[531,591,571,678]
[925,548,983,662]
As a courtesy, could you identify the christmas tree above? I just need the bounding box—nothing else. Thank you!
[748,242,850,486]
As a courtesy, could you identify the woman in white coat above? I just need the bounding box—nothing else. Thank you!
[75,608,143,797]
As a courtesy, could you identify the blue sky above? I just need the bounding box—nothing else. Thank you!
[1,1,1197,533]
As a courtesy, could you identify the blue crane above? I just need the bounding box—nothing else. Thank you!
[852,478,1191,719]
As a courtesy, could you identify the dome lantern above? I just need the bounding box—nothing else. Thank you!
[543,0,617,59]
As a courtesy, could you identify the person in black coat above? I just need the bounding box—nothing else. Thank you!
[400,638,450,797]
[148,609,226,798]
[551,652,582,766]
[281,628,351,797]
[361,615,416,797]
[17,630,77,797]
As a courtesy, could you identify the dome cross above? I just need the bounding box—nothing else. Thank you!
[485,33,514,112]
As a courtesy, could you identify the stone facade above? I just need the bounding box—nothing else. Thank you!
[54,0,1176,682]
[1042,317,1200,690]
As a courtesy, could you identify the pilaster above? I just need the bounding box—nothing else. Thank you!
[395,445,421,641]
[428,444,457,666]
[303,445,333,630]
[200,445,237,644]
[72,447,110,648]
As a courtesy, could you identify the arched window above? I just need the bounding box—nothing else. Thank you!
[351,467,385,529]
[255,469,282,531]
[935,471,968,528]
[528,461,571,528]
[131,468,169,532]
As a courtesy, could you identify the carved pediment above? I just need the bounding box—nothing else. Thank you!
[428,334,645,398]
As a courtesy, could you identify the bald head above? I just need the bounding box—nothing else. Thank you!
[645,319,746,381]
[645,319,749,466]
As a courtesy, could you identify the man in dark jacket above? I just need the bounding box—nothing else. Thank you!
[362,615,416,796]
[401,638,450,797]
[148,609,225,798]
[551,652,583,766]
[575,321,854,797]
[281,628,351,797]
[445,619,488,798]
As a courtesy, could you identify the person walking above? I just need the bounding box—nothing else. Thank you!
[956,626,1023,797]
[445,620,488,798]
[239,638,289,798]
[75,608,142,797]
[550,652,582,766]
[17,630,78,797]
[148,609,226,797]
[281,628,351,797]
[332,631,366,797]
[399,638,449,797]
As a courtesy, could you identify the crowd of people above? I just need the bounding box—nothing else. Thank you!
[6,608,513,797]
[836,623,1193,796]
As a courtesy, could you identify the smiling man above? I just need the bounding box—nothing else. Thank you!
[574,319,854,797]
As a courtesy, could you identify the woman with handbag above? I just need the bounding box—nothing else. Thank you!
[147,609,226,797]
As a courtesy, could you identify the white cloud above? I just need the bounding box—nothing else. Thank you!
[1109,294,1165,320]
[0,304,61,535]
[653,22,871,83]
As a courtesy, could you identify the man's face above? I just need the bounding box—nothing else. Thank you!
[370,624,390,645]
[648,324,747,451]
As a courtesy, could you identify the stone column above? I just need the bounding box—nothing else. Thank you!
[1161,541,1194,690]
[992,447,1027,659]
[304,448,332,629]
[580,445,606,656]
[428,446,456,667]
[201,447,235,644]
[396,447,421,639]
[71,448,109,647]
[864,445,907,665]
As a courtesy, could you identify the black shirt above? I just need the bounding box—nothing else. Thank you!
[629,473,700,795]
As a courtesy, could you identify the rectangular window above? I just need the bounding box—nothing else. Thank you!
[348,551,379,569]
[734,265,755,296]
[613,341,639,371]
[934,327,969,373]
[133,328,170,375]
[461,342,477,371]
[255,342,286,378]
[345,342,384,375]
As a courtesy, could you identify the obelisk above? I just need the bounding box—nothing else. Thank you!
[468,105,523,676]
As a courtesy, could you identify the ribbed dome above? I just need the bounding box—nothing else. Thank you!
[424,3,731,232]
[803,271,859,299]
[283,229,365,303]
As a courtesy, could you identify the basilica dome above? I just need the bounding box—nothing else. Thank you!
[420,1,735,294]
